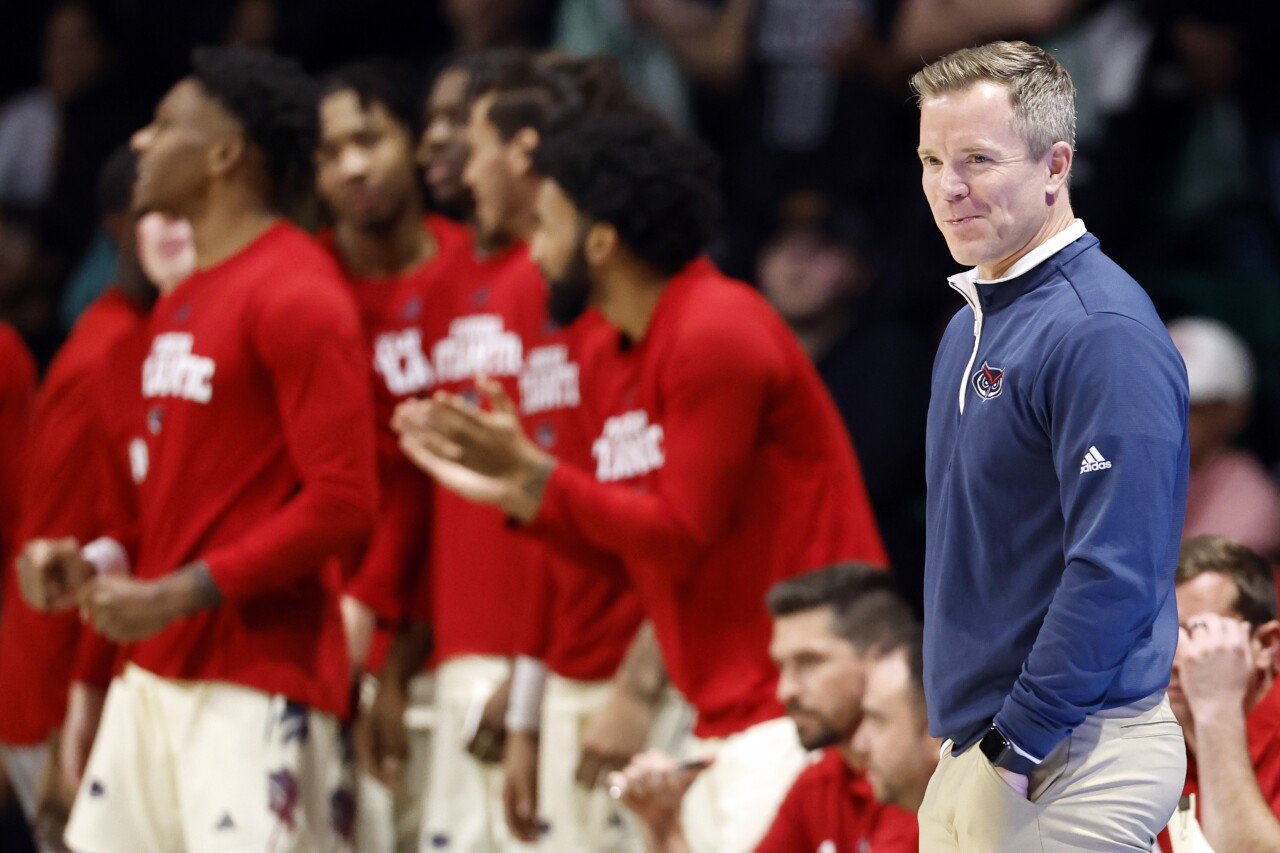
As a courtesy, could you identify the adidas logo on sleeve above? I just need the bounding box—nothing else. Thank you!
[1080,446,1112,473]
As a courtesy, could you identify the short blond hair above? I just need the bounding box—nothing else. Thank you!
[910,40,1076,158]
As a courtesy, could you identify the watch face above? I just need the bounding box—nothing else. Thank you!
[979,727,1009,763]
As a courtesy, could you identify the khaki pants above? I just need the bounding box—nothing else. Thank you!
[919,692,1186,852]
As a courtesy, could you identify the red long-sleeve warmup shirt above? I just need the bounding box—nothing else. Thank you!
[127,222,378,717]
[756,749,919,852]
[0,299,139,745]
[526,261,887,738]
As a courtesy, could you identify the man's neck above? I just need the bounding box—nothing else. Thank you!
[335,207,434,278]
[186,186,279,271]
[980,203,1076,281]
[598,262,669,343]
[837,741,862,771]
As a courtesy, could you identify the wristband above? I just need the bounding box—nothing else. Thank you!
[81,537,129,577]
[505,656,548,733]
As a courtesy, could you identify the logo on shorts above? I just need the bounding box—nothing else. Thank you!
[214,812,236,832]
[331,788,355,840]
[279,701,310,744]
[430,834,450,848]
[971,361,1005,401]
[88,779,105,798]
[268,769,300,830]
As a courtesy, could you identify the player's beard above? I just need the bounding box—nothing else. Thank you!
[546,233,593,328]
[355,188,414,235]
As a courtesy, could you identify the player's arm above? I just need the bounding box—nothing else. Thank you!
[342,449,434,672]
[575,622,668,790]
[400,319,780,582]
[1180,615,1280,853]
[994,315,1188,769]
[197,278,380,603]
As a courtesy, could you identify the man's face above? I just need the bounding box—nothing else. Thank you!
[771,608,869,751]
[418,67,472,212]
[461,94,520,245]
[850,651,939,812]
[316,90,418,232]
[136,212,195,293]
[918,81,1060,280]
[530,180,593,326]
[758,229,863,326]
[132,78,237,216]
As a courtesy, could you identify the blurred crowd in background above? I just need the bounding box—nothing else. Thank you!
[2,0,1279,618]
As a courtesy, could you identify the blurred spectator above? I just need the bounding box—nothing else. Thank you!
[226,0,279,49]
[629,0,914,280]
[553,0,692,127]
[1169,318,1280,562]
[442,0,557,51]
[1,1,146,363]
[0,0,110,214]
[757,190,931,605]
[1162,536,1280,851]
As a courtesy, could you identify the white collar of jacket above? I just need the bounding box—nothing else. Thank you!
[944,219,1087,415]
[947,218,1088,301]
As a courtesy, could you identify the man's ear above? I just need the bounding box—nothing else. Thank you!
[584,222,618,267]
[1253,619,1280,674]
[507,127,540,177]
[208,135,246,179]
[1044,140,1072,197]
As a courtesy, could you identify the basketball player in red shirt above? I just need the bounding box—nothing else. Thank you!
[314,59,493,853]
[396,112,887,851]
[0,147,153,853]
[19,46,378,852]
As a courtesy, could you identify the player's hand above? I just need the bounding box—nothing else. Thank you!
[393,381,553,521]
[575,685,657,789]
[503,729,542,842]
[17,537,92,611]
[340,595,376,678]
[79,575,182,641]
[355,677,410,790]
[607,750,709,840]
[467,677,510,764]
[60,681,106,793]
[1179,613,1254,718]
[32,730,69,850]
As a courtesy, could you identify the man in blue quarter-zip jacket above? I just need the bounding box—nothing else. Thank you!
[912,41,1190,851]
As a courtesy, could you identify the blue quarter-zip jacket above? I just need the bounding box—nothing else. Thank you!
[923,231,1189,765]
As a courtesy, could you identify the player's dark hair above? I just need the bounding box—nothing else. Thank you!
[535,53,637,116]
[531,112,721,275]
[96,143,136,217]
[767,563,914,654]
[462,48,541,104]
[191,45,319,206]
[321,59,426,140]
[1178,535,1278,628]
[876,626,927,722]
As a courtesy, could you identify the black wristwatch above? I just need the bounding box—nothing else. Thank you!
[979,725,1035,775]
